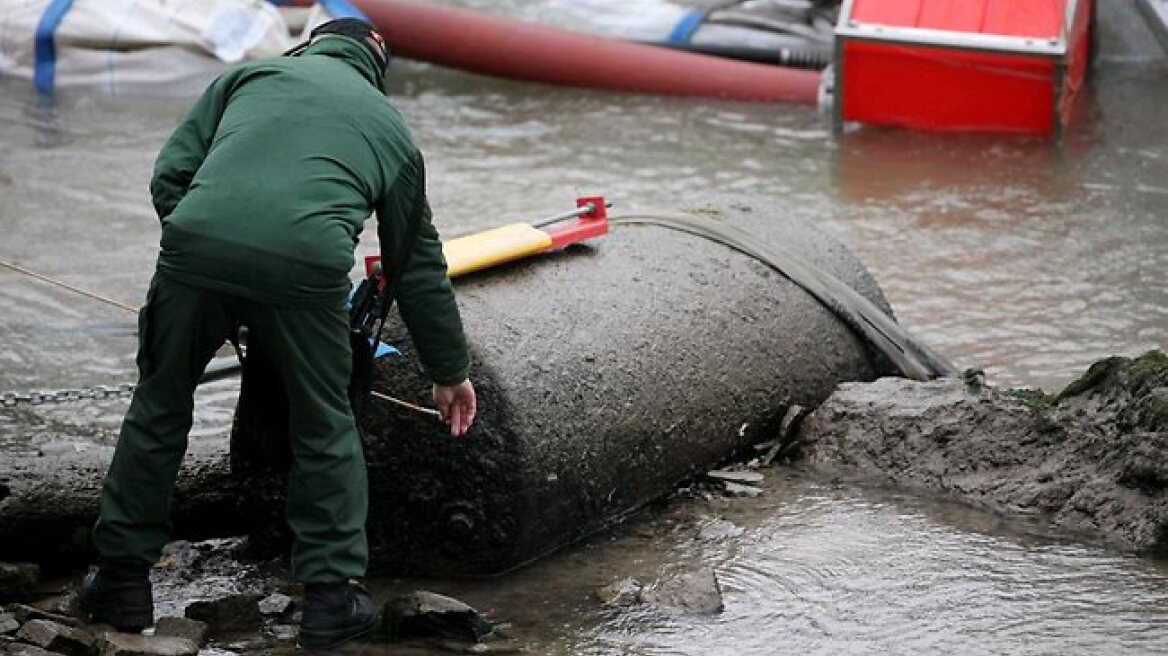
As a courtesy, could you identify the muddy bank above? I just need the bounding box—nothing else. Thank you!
[235,200,901,576]
[798,351,1168,553]
[0,444,242,565]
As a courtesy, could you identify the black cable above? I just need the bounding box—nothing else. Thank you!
[609,213,958,381]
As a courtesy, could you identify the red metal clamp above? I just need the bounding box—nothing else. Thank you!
[546,196,609,250]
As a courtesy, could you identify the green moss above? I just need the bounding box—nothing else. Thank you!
[1138,388,1168,432]
[1128,350,1168,389]
[1055,350,1168,403]
[1056,356,1128,401]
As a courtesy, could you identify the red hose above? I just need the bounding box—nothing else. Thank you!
[346,0,821,104]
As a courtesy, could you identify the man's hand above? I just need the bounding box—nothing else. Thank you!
[433,379,476,437]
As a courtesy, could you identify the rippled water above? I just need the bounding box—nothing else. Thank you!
[1,1,1166,653]
[367,472,1168,656]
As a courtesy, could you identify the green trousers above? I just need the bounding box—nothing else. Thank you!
[93,273,368,583]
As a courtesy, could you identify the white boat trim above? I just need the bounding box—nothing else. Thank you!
[835,0,1079,58]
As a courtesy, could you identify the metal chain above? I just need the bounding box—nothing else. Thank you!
[0,382,136,408]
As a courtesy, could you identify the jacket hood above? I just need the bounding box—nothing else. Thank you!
[301,35,387,94]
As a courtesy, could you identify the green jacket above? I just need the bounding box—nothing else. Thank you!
[150,37,469,385]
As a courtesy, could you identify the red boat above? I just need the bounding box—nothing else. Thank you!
[833,0,1094,136]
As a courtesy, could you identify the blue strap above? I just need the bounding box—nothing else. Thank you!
[666,9,704,45]
[33,0,75,95]
[262,1,369,22]
[318,0,368,21]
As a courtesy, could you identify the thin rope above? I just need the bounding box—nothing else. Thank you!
[0,258,140,314]
[0,257,437,416]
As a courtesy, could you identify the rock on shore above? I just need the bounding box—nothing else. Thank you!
[798,351,1168,553]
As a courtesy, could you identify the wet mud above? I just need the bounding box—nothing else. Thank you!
[0,444,241,565]
[0,539,520,656]
[799,350,1168,553]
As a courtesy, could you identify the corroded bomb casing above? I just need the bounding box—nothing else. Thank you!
[232,201,897,576]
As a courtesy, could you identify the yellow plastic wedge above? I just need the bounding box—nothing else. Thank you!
[442,223,554,278]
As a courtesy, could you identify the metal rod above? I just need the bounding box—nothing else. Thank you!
[202,360,438,418]
[531,205,594,229]
[371,390,441,417]
[0,259,139,314]
[531,201,614,229]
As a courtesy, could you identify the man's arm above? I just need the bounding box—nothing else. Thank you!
[377,152,475,435]
[149,70,239,221]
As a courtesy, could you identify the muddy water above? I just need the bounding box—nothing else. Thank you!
[385,473,1168,655]
[1,1,1167,654]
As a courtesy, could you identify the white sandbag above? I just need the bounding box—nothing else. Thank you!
[0,0,302,94]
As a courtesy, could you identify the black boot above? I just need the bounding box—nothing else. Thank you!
[79,566,154,632]
[299,581,376,650]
